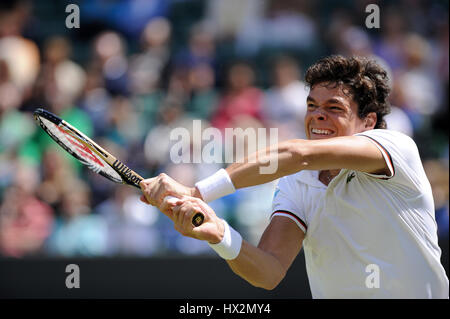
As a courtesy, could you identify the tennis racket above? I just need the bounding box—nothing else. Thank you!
[33,108,205,227]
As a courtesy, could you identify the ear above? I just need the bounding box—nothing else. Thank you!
[364,112,377,129]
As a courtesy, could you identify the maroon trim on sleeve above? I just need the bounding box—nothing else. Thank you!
[271,210,307,230]
[360,134,395,178]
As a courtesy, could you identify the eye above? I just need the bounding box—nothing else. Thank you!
[329,106,343,111]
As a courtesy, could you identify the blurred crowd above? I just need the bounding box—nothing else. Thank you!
[0,0,448,263]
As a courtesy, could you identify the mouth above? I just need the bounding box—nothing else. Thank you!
[310,128,335,137]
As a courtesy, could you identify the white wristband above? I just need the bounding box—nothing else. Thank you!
[195,169,236,203]
[208,219,242,260]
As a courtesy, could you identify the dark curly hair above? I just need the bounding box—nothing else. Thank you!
[305,55,391,129]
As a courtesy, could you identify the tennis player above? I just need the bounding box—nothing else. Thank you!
[140,56,449,298]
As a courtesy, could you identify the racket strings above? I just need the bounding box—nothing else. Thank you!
[38,116,123,183]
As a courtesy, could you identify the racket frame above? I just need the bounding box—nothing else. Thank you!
[34,108,143,188]
[33,108,205,227]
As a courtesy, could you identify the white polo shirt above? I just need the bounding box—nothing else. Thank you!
[271,129,449,298]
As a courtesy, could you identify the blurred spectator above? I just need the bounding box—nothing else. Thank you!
[39,36,86,114]
[129,18,173,132]
[175,22,216,69]
[396,34,441,120]
[424,160,449,238]
[92,31,130,96]
[167,22,217,109]
[205,0,266,41]
[331,25,373,58]
[78,67,112,136]
[374,7,408,71]
[46,179,107,257]
[82,0,169,39]
[0,0,32,38]
[433,20,449,84]
[143,97,194,168]
[105,95,144,145]
[0,50,38,175]
[0,163,53,257]
[0,58,35,154]
[186,62,218,119]
[211,61,263,132]
[234,181,278,246]
[262,55,308,139]
[36,147,79,207]
[129,17,172,95]
[0,36,39,94]
[0,0,39,95]
[235,0,317,55]
[384,106,414,137]
[96,186,162,256]
[0,22,40,185]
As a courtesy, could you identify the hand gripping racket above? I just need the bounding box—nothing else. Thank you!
[33,108,205,227]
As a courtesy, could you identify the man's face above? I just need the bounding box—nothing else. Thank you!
[305,83,369,140]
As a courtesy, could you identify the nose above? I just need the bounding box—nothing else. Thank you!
[312,109,327,121]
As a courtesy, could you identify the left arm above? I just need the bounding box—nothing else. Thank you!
[226,135,388,189]
[140,135,388,205]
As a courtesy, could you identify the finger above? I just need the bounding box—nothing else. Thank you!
[175,205,189,226]
[140,178,159,206]
[159,199,174,218]
[182,205,199,229]
[194,199,215,219]
[176,196,209,225]
[139,177,155,192]
[153,187,165,206]
[160,196,181,217]
[139,180,146,190]
[191,223,208,237]
[140,195,150,204]
[177,196,198,208]
[148,184,163,206]
[178,206,198,236]
[161,196,178,209]
[171,204,181,223]
[152,173,172,205]
[154,182,175,206]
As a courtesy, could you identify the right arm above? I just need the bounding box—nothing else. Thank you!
[226,216,304,290]
[159,196,304,290]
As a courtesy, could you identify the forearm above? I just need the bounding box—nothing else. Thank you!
[226,241,286,290]
[192,140,308,201]
[226,140,307,189]
[224,135,387,189]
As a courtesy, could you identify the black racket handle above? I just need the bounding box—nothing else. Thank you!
[165,196,205,227]
[191,212,204,227]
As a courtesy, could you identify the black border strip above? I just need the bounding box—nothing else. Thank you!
[360,134,395,179]
[271,210,307,230]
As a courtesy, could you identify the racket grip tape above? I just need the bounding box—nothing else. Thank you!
[192,212,204,227]
[164,196,205,227]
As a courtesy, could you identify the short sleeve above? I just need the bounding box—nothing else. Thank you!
[270,176,308,234]
[355,129,426,189]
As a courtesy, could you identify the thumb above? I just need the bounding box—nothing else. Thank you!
[191,221,222,243]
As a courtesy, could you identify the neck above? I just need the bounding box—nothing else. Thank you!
[319,169,340,186]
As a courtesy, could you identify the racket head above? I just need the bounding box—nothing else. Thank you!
[33,108,126,185]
